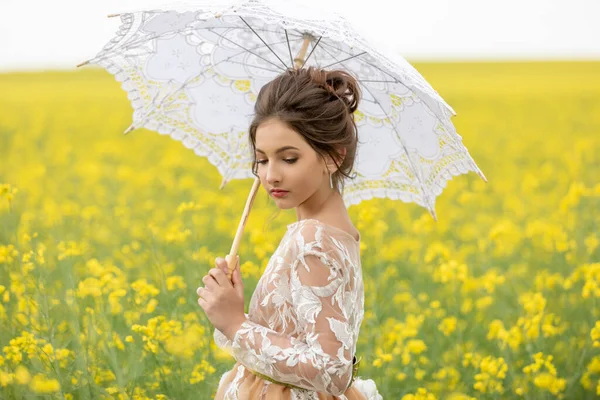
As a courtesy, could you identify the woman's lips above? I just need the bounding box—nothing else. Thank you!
[271,190,289,198]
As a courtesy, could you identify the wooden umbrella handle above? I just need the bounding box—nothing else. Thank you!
[224,37,310,281]
[225,176,261,281]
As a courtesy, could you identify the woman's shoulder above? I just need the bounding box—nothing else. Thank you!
[284,220,361,278]
[286,218,360,245]
[286,219,324,246]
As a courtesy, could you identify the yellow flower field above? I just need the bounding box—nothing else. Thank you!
[0,61,599,399]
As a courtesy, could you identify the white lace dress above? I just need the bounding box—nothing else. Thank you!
[213,219,383,400]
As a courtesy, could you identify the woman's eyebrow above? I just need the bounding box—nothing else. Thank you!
[256,146,300,154]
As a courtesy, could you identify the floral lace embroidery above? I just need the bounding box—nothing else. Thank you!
[214,219,365,397]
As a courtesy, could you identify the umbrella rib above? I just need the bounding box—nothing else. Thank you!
[114,35,296,125]
[300,36,322,69]
[225,59,284,74]
[121,38,292,126]
[239,16,289,69]
[361,85,432,208]
[139,35,305,122]
[318,40,400,83]
[86,19,302,66]
[216,37,299,74]
[93,34,293,75]
[312,38,320,67]
[285,30,294,67]
[317,44,430,207]
[320,51,368,70]
[325,45,465,153]
[207,27,286,72]
[356,79,401,83]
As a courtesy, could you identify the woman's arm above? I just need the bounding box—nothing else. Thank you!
[213,312,249,355]
[227,225,358,396]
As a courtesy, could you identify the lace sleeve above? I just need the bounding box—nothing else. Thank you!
[229,224,356,395]
[214,313,249,355]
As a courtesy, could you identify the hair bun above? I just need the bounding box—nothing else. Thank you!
[305,67,361,114]
[324,70,360,114]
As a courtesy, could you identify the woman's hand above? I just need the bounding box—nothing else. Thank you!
[197,256,247,340]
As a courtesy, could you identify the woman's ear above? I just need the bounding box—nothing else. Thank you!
[338,147,347,163]
[331,147,347,170]
[323,147,346,173]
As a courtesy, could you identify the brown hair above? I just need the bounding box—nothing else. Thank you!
[248,66,361,195]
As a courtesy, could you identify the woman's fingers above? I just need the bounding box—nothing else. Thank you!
[198,265,222,295]
[215,257,229,274]
[201,274,218,290]
[208,268,231,286]
[197,257,231,299]
[196,285,207,298]
[217,256,238,280]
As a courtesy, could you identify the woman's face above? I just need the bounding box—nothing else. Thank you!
[254,118,329,210]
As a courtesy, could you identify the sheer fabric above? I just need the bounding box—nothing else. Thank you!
[213,219,382,399]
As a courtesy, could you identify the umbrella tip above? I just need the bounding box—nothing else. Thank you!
[107,13,120,18]
[478,170,488,183]
[219,179,228,190]
[123,124,135,135]
[429,208,438,222]
[76,60,89,68]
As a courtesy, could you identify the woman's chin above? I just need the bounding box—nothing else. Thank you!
[273,197,295,209]
[275,202,294,210]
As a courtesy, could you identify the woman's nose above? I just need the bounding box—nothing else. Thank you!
[266,164,281,184]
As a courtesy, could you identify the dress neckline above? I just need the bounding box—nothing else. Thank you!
[287,219,361,243]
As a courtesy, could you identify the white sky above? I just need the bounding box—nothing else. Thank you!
[1,0,599,72]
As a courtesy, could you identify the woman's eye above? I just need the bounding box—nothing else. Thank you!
[256,158,297,165]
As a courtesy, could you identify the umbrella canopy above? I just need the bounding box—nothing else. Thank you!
[78,0,487,278]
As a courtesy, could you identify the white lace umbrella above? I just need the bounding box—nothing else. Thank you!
[78,0,486,279]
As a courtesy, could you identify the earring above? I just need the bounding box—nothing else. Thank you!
[329,172,334,189]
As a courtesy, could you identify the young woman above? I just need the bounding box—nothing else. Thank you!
[197,66,383,400]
